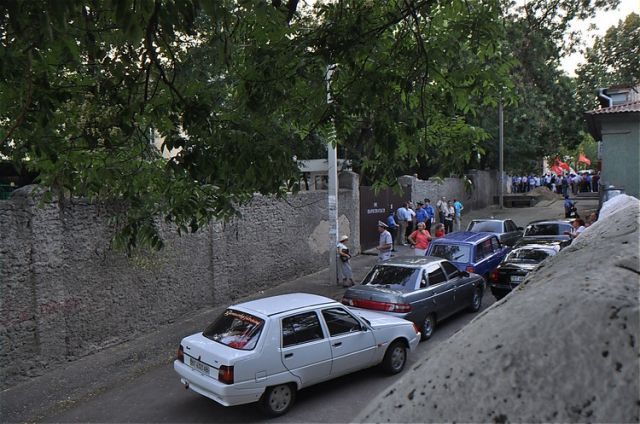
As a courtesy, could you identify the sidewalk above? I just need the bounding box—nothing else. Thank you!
[0,197,597,423]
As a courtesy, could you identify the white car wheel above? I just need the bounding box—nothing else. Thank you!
[260,383,296,416]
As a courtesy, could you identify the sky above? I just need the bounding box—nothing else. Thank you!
[560,0,640,76]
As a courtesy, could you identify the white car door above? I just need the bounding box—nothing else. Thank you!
[280,311,332,386]
[320,307,376,377]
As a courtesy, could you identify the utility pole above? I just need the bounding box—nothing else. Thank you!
[499,97,504,209]
[326,64,339,285]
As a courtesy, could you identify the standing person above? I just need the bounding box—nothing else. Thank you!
[376,221,393,262]
[415,202,427,225]
[444,201,455,233]
[406,202,416,242]
[423,198,435,233]
[585,173,592,192]
[395,203,409,245]
[336,235,355,287]
[453,198,464,231]
[563,194,575,218]
[561,173,569,197]
[386,209,398,252]
[433,223,445,238]
[408,222,432,256]
[436,196,447,224]
[592,171,600,192]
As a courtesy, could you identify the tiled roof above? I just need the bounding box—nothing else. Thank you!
[586,100,640,115]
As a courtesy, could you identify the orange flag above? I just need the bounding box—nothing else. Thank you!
[578,153,591,165]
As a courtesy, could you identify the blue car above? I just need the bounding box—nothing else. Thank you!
[426,232,510,280]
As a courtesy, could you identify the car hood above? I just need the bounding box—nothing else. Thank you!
[350,308,414,329]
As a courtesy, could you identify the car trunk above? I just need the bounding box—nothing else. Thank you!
[497,263,537,285]
[181,333,255,381]
[345,284,405,302]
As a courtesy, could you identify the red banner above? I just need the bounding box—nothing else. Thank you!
[555,158,570,171]
[578,153,591,165]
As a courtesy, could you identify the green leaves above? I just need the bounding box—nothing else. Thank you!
[0,0,523,249]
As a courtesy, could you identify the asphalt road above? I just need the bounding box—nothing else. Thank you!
[44,294,496,423]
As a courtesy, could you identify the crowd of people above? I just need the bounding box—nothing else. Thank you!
[509,171,600,196]
[371,196,463,262]
[336,186,599,281]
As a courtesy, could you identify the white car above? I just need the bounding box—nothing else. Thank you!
[174,293,420,416]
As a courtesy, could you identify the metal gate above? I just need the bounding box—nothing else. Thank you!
[359,186,411,251]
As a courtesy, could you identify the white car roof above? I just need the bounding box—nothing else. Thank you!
[233,293,338,317]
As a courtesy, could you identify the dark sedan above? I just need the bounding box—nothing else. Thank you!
[488,244,560,299]
[514,219,572,248]
[466,218,523,247]
[341,257,485,341]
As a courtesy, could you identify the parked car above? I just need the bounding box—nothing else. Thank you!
[341,256,484,341]
[425,231,510,280]
[488,243,561,299]
[514,220,572,248]
[174,293,420,416]
[466,218,523,246]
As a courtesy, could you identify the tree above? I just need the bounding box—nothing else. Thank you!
[466,0,620,174]
[0,1,518,249]
[575,12,640,112]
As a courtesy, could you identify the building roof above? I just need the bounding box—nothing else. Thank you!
[585,100,640,116]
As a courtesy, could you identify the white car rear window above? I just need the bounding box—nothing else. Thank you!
[203,309,264,350]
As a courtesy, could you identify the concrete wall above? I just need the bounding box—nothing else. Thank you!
[399,169,499,211]
[0,172,360,388]
[600,113,640,198]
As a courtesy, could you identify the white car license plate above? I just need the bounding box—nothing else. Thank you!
[189,357,211,375]
[510,275,524,283]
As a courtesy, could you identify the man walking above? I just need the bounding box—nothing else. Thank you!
[376,221,393,262]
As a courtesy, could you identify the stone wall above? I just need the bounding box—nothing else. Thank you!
[0,173,360,388]
[399,169,499,211]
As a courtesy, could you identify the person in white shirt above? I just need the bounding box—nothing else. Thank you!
[564,218,586,239]
[376,221,393,262]
[395,203,410,245]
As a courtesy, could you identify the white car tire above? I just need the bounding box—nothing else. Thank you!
[259,383,296,417]
[381,340,407,374]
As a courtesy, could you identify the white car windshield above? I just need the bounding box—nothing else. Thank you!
[203,309,264,350]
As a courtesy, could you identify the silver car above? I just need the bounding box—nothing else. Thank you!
[466,218,523,247]
[341,257,485,341]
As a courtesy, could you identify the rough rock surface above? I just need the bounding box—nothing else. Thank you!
[358,196,639,423]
